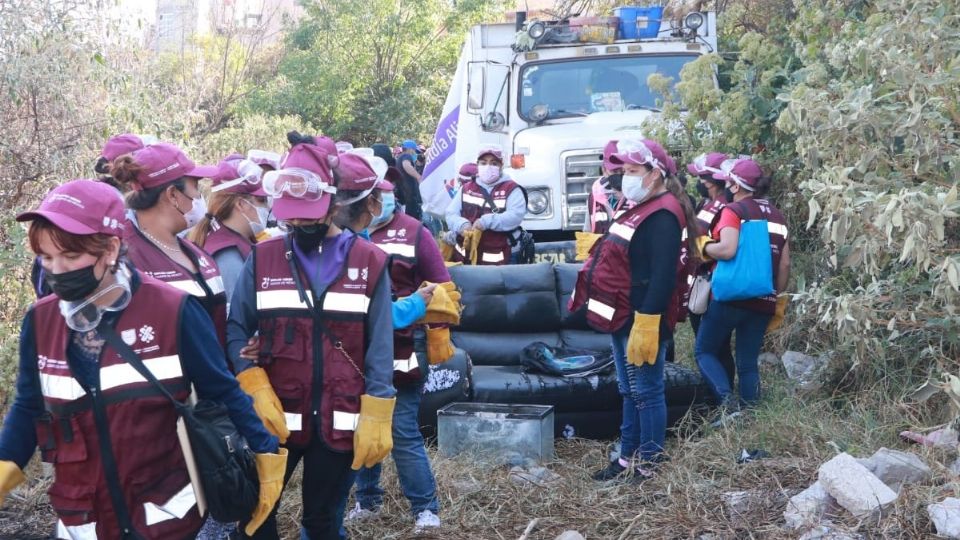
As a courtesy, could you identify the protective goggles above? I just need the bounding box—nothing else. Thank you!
[717,158,755,191]
[59,264,133,333]
[247,149,282,169]
[615,140,664,174]
[262,168,337,200]
[211,159,264,192]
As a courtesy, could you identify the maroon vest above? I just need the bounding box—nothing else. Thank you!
[588,187,631,234]
[32,271,199,539]
[369,212,424,386]
[713,198,788,314]
[252,234,388,450]
[203,222,253,260]
[125,221,228,347]
[455,179,521,265]
[696,198,726,235]
[569,192,689,333]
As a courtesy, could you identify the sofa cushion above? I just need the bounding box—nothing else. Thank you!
[554,263,592,330]
[560,329,612,353]
[452,331,561,366]
[449,263,560,333]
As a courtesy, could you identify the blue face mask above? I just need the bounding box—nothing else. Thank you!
[371,192,396,227]
[358,228,371,240]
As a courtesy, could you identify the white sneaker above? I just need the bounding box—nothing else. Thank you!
[414,510,441,531]
[345,502,379,522]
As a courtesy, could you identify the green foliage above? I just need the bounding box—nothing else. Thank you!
[241,0,501,143]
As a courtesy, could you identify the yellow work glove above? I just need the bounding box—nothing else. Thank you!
[351,395,396,470]
[237,367,290,444]
[418,281,462,325]
[462,228,482,265]
[244,448,288,536]
[426,326,455,365]
[439,241,456,262]
[626,313,661,366]
[767,294,790,332]
[0,461,26,504]
[694,235,715,262]
[575,232,602,261]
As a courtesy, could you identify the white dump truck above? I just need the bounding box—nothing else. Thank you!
[420,10,718,249]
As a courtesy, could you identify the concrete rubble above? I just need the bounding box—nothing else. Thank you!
[928,497,960,539]
[817,452,897,519]
[858,447,931,493]
[784,481,837,530]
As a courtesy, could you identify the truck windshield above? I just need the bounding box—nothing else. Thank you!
[518,54,696,120]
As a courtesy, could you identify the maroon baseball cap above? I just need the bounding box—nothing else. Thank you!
[610,139,677,177]
[713,158,764,191]
[247,149,281,171]
[211,157,268,196]
[101,134,147,161]
[17,179,126,237]
[602,140,620,171]
[271,143,337,220]
[477,145,504,162]
[312,136,338,156]
[335,153,394,192]
[687,152,729,176]
[129,143,215,190]
[458,162,478,180]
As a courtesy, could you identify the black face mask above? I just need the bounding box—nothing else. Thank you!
[724,187,735,202]
[292,223,330,252]
[605,173,624,192]
[45,264,104,302]
[695,181,711,199]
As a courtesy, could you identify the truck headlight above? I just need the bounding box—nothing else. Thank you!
[684,12,704,32]
[527,189,549,215]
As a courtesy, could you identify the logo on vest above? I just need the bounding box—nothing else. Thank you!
[198,256,210,269]
[139,325,155,343]
[387,230,397,238]
[37,355,67,371]
[261,276,295,289]
[121,328,137,346]
[397,229,407,238]
[348,268,359,281]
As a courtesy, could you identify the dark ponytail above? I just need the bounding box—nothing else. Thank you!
[110,155,185,210]
[753,175,773,198]
[287,131,316,148]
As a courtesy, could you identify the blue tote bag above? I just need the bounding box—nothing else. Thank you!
[711,220,775,301]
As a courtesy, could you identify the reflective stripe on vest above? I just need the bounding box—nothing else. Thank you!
[394,352,418,373]
[322,292,370,313]
[769,222,788,238]
[587,298,615,321]
[256,290,310,311]
[333,410,360,431]
[40,355,183,401]
[481,251,505,263]
[594,211,609,222]
[608,222,635,242]
[462,193,487,207]
[143,482,197,526]
[56,520,98,540]
[285,412,302,431]
[375,242,417,258]
[696,209,716,224]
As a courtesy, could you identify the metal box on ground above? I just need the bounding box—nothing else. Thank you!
[437,402,554,465]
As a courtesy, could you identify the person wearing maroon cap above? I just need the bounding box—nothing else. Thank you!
[226,142,397,540]
[584,139,632,234]
[0,179,283,538]
[443,145,530,265]
[334,154,451,532]
[188,156,272,304]
[109,143,230,349]
[569,139,700,482]
[685,152,735,386]
[695,158,791,417]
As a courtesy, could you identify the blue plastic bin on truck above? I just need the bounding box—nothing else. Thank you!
[614,6,664,39]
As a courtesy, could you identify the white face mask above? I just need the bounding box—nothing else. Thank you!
[621,172,653,202]
[244,200,270,236]
[477,164,500,185]
[181,194,207,229]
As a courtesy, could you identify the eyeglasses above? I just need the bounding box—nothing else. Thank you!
[211,159,264,192]
[262,168,336,200]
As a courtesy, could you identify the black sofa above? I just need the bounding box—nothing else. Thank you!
[419,262,712,440]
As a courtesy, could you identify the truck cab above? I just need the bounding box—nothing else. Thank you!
[452,12,717,238]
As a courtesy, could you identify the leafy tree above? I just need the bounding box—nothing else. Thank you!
[241,0,501,144]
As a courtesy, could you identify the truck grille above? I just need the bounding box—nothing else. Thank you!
[563,151,604,231]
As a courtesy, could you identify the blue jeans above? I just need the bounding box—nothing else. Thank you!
[611,330,667,463]
[354,383,439,517]
[695,301,772,406]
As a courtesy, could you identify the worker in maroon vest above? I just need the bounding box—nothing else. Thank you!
[569,139,700,482]
[109,143,230,348]
[0,179,284,539]
[188,155,271,304]
[226,142,396,540]
[443,145,527,265]
[695,158,791,412]
[334,155,452,531]
[584,139,631,234]
[686,152,735,385]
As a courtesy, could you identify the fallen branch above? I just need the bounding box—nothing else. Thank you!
[518,518,539,540]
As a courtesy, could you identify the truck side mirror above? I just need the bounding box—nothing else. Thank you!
[467,62,485,113]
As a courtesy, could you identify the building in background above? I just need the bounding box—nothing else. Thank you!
[152,0,302,52]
